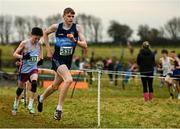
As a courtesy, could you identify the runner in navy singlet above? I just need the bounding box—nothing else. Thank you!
[37,7,87,120]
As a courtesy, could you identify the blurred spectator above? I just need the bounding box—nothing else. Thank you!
[103,58,108,70]
[137,41,155,102]
[79,57,90,70]
[127,41,134,55]
[90,52,95,69]
[71,56,80,70]
[79,58,86,70]
[89,52,96,84]
[107,58,114,86]
[96,57,104,69]
[122,60,138,89]
[114,60,122,86]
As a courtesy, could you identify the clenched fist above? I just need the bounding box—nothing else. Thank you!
[67,34,76,42]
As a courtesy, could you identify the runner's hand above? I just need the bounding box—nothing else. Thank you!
[67,34,76,42]
[37,59,43,66]
[22,52,31,60]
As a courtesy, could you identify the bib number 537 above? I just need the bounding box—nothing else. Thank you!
[60,47,73,56]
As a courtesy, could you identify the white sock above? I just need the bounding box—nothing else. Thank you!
[14,97,19,106]
[28,98,34,108]
[39,95,43,103]
[56,104,62,111]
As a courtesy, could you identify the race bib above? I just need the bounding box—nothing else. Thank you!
[60,47,73,56]
[29,56,38,62]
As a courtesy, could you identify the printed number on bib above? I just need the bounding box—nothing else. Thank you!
[60,47,73,56]
[29,56,38,62]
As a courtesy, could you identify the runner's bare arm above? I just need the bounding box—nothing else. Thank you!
[39,44,43,60]
[44,24,58,58]
[66,24,87,49]
[169,57,175,62]
[13,41,25,59]
[76,24,88,49]
[158,58,163,71]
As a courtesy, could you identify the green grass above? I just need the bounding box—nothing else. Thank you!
[1,67,16,73]
[1,77,180,128]
[1,44,180,127]
[0,45,17,60]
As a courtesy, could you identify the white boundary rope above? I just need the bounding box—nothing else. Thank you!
[82,68,180,80]
[80,68,180,127]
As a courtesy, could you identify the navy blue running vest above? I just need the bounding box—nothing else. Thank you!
[52,23,78,70]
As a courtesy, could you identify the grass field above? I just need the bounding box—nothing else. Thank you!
[1,75,180,128]
[1,44,180,128]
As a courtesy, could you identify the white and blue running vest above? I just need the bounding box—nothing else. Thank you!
[20,40,40,73]
[161,57,172,76]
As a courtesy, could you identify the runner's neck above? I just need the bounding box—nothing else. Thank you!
[63,22,73,30]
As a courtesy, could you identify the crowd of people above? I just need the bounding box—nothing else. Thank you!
[70,41,180,102]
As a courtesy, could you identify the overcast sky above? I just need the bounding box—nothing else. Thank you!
[0,0,180,40]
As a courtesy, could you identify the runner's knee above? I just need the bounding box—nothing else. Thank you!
[64,77,73,84]
[31,80,37,93]
[165,77,168,82]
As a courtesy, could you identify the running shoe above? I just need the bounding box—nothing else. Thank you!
[54,110,62,120]
[37,95,43,112]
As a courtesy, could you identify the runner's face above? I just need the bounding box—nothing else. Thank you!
[31,35,41,44]
[64,13,74,25]
[170,52,176,58]
[162,53,167,58]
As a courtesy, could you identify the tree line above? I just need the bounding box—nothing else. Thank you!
[0,13,102,44]
[108,17,180,45]
[0,13,180,45]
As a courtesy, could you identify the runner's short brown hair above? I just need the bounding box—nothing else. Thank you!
[63,7,75,16]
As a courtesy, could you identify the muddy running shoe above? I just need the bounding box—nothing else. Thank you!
[12,102,18,115]
[28,106,35,114]
[170,93,174,99]
[54,110,62,120]
[178,93,180,100]
[37,95,43,112]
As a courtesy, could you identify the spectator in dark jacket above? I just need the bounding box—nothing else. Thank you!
[107,58,114,85]
[137,41,155,102]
